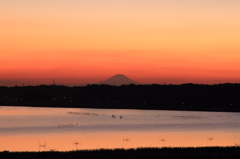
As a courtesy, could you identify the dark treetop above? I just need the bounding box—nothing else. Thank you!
[0,83,240,112]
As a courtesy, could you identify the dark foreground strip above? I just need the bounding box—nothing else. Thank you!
[1,147,240,159]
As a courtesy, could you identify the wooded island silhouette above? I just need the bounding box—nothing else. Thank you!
[1,79,240,112]
[98,74,138,86]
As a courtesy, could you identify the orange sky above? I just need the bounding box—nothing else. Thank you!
[1,0,240,86]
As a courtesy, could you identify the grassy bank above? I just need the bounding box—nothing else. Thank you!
[1,147,240,159]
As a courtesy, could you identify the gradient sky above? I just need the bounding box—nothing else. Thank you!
[1,0,240,86]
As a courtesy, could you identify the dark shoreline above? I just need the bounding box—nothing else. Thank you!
[1,147,240,159]
[1,84,240,112]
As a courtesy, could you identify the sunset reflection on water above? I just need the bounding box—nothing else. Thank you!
[1,131,239,152]
[0,106,240,152]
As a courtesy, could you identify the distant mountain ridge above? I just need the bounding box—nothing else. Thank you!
[99,74,138,86]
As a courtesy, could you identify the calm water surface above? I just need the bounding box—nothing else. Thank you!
[0,106,240,151]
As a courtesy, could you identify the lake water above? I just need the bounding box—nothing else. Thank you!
[0,106,240,152]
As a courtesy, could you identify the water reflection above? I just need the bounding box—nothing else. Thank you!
[0,106,240,151]
[1,131,240,152]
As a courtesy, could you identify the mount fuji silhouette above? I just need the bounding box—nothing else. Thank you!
[99,74,138,86]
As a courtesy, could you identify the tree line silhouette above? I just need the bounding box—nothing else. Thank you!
[1,147,240,159]
[0,83,240,112]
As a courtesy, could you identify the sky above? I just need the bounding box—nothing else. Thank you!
[1,0,240,86]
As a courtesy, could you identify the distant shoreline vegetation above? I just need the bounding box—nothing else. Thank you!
[1,147,240,159]
[0,83,240,112]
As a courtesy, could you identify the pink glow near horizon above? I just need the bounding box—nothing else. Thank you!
[1,0,240,86]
